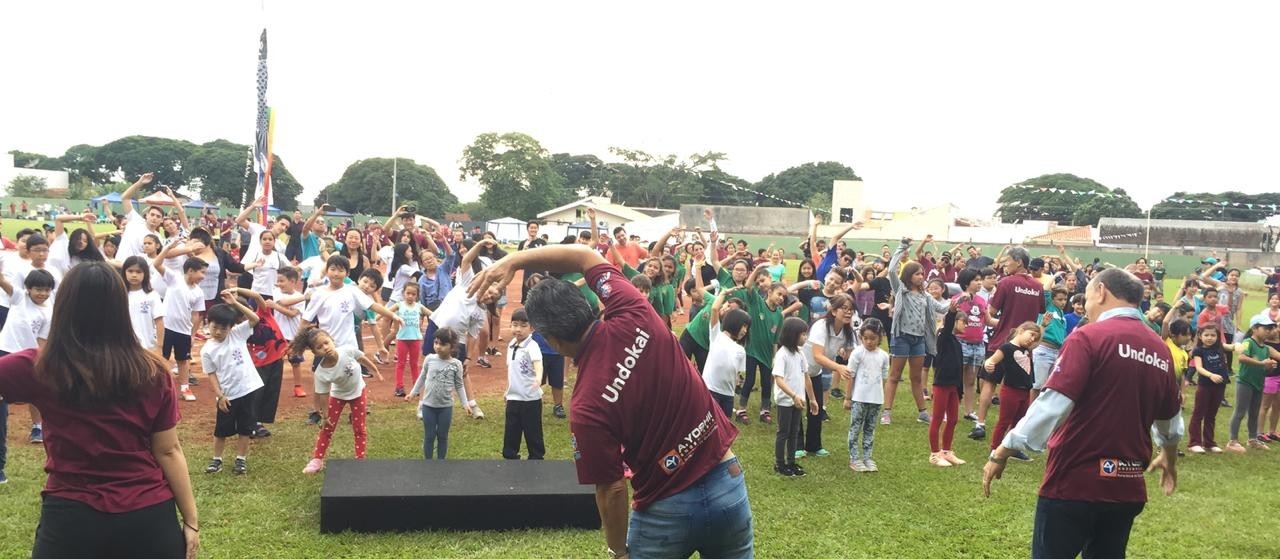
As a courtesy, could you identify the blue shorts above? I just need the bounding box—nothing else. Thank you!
[890,333,927,358]
[960,341,986,368]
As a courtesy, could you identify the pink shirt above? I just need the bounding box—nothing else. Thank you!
[570,264,737,510]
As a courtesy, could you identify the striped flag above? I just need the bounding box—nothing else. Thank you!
[252,29,273,224]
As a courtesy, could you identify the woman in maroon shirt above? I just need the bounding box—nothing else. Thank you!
[0,262,199,558]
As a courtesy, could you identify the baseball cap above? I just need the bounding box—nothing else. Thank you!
[1203,257,1219,265]
[1250,315,1276,328]
[1028,257,1046,271]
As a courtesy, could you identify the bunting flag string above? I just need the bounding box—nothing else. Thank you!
[1005,183,1279,211]
[699,173,832,216]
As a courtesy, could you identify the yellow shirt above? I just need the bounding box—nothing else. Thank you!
[1165,338,1188,379]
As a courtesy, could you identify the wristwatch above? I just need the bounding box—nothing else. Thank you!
[988,450,1008,465]
[607,546,629,558]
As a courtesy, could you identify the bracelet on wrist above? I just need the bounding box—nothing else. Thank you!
[183,521,198,532]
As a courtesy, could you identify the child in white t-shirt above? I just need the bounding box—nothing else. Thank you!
[0,269,55,354]
[200,291,266,476]
[772,317,816,477]
[844,318,890,473]
[502,309,544,460]
[703,308,751,418]
[270,267,307,398]
[292,328,382,474]
[121,256,164,352]
[155,246,209,402]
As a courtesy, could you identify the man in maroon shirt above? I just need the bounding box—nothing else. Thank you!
[971,247,1044,441]
[983,268,1182,558]
[469,245,750,559]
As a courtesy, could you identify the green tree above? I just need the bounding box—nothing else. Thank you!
[996,173,1140,224]
[67,176,95,199]
[550,153,609,197]
[186,140,253,206]
[94,135,197,187]
[453,200,499,223]
[754,162,860,209]
[8,175,49,197]
[602,148,725,208]
[8,150,61,170]
[461,133,570,220]
[60,144,108,184]
[319,158,457,216]
[1151,191,1280,222]
[1072,187,1143,226]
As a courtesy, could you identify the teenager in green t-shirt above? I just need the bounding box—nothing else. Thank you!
[737,263,789,425]
[1228,317,1280,452]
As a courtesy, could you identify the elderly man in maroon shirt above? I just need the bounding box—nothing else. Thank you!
[470,245,751,559]
[983,268,1183,559]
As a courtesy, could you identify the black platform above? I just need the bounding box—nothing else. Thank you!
[319,459,601,533]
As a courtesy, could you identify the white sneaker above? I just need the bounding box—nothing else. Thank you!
[863,459,878,472]
[851,460,868,473]
[1188,445,1206,454]
[1209,446,1224,453]
[929,452,952,467]
[472,405,485,419]
[880,410,892,425]
[180,387,197,401]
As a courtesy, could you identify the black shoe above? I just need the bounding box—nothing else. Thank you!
[775,464,796,477]
[1221,399,1232,408]
[553,404,567,419]
[307,411,322,425]
[394,387,406,398]
[361,370,373,378]
[991,396,1001,406]
[790,463,807,477]
[968,425,986,440]
[250,425,271,439]
[205,458,223,474]
[233,457,247,475]
[1010,451,1033,462]
[830,388,845,399]
[187,376,199,386]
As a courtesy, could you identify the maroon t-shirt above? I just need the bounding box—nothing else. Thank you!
[0,349,180,512]
[987,273,1045,353]
[570,264,737,510]
[1040,315,1181,503]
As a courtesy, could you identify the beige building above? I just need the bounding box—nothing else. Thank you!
[822,179,961,240]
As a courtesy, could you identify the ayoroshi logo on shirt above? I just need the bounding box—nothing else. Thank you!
[1098,458,1144,479]
[1099,459,1118,477]
[660,451,681,474]
[659,410,718,476]
[595,273,613,299]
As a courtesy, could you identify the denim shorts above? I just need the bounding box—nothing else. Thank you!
[960,341,986,368]
[890,333,927,358]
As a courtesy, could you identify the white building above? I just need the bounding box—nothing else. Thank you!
[1,152,69,196]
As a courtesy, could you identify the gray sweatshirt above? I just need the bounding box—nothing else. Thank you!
[408,354,468,408]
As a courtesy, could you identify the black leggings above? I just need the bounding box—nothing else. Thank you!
[679,330,710,372]
[739,355,773,410]
[33,496,185,559]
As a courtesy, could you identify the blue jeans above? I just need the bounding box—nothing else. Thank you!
[421,405,453,460]
[890,333,927,357]
[629,457,753,558]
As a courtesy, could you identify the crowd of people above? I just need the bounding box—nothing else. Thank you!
[0,170,1274,557]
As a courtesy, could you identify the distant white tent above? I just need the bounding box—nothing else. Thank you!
[486,217,527,243]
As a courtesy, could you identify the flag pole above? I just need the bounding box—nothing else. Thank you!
[391,158,398,215]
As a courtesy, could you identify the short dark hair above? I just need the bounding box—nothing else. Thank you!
[278,266,300,282]
[524,277,596,344]
[206,303,240,327]
[720,308,751,341]
[182,256,209,273]
[326,254,351,272]
[980,266,996,278]
[1154,301,1171,314]
[433,326,459,348]
[1202,286,1218,297]
[630,274,652,292]
[275,214,293,226]
[25,234,48,249]
[1092,268,1143,305]
[359,268,383,288]
[1168,319,1191,337]
[612,226,625,236]
[24,268,55,290]
[511,308,530,324]
[189,227,213,245]
[778,317,809,352]
[957,268,981,291]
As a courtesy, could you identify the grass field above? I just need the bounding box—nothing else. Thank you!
[0,278,1277,558]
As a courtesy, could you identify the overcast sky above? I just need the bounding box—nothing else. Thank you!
[5,1,1279,217]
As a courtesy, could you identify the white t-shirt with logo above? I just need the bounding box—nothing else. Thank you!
[703,332,746,398]
[301,284,373,350]
[116,209,152,261]
[200,321,265,401]
[161,268,205,335]
[250,251,289,294]
[0,293,51,353]
[272,288,303,340]
[0,254,31,308]
[128,288,166,347]
[505,336,544,401]
[432,265,486,339]
[314,348,367,400]
[848,346,890,405]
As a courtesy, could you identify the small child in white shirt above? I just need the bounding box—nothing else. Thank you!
[843,318,890,473]
[200,291,266,476]
[502,309,544,460]
[292,328,382,474]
